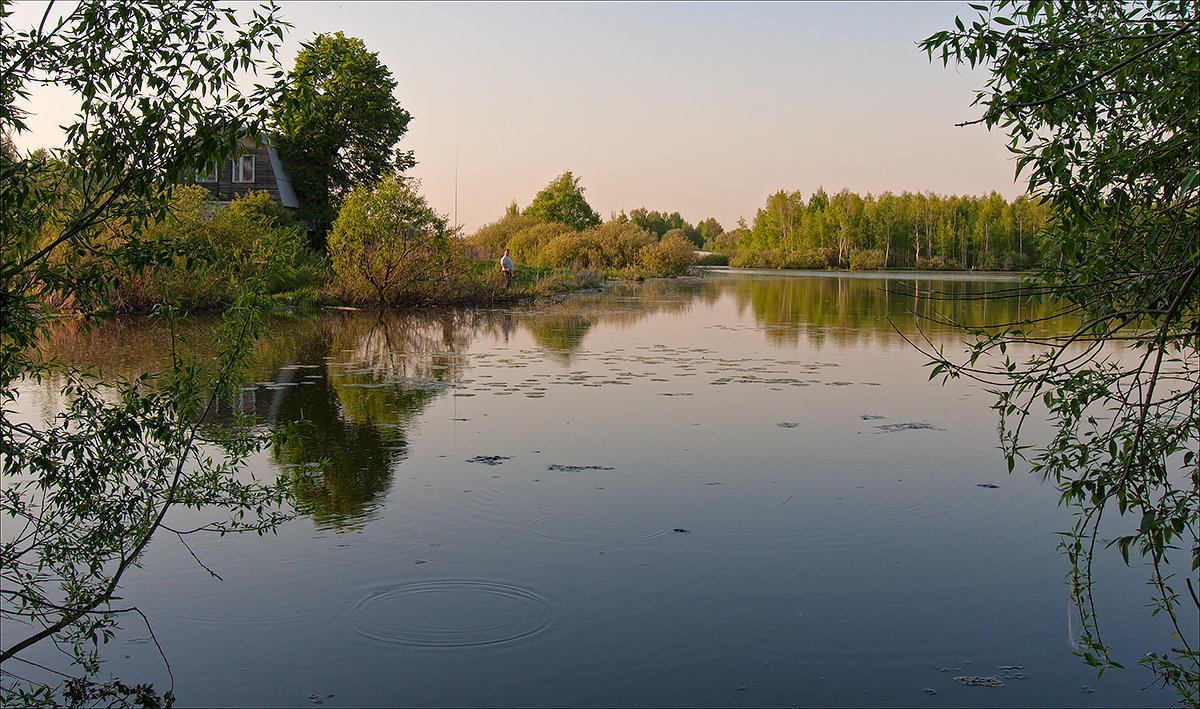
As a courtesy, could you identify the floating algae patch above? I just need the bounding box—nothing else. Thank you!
[381,377,456,391]
[874,422,945,433]
[467,456,511,465]
[954,676,1004,688]
[546,464,614,472]
[711,376,809,387]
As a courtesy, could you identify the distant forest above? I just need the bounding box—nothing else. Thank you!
[717,188,1050,271]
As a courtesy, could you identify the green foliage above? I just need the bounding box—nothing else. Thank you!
[328,175,478,305]
[470,188,710,278]
[271,31,414,246]
[487,221,574,265]
[105,187,315,311]
[532,268,604,295]
[1,0,297,702]
[737,187,1047,270]
[922,1,1198,701]
[522,171,601,231]
[703,222,747,254]
[639,231,696,276]
[697,217,724,245]
[467,211,544,255]
[694,252,730,267]
[628,208,704,247]
[537,221,657,273]
[1,0,288,345]
[468,213,695,278]
[847,248,886,271]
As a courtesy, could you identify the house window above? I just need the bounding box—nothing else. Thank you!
[195,161,218,182]
[233,154,255,183]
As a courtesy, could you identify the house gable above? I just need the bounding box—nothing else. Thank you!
[195,135,299,210]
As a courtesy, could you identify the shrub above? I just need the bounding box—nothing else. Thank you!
[327,175,457,305]
[847,248,885,270]
[468,212,543,255]
[977,249,1035,271]
[589,221,656,270]
[729,249,770,268]
[639,231,695,275]
[527,221,656,272]
[916,256,958,271]
[506,222,575,265]
[108,187,311,311]
[538,232,595,270]
[694,252,730,266]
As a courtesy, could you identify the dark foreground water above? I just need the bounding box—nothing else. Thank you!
[10,271,1177,707]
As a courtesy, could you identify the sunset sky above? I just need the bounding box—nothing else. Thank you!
[11,1,1023,234]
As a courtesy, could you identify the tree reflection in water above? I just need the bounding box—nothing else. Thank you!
[27,273,1060,531]
[725,272,1076,348]
[270,311,484,530]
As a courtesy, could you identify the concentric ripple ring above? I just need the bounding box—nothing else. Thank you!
[343,580,556,648]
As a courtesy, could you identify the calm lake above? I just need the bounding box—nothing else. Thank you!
[12,270,1174,707]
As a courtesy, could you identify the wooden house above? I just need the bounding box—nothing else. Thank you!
[193,134,300,212]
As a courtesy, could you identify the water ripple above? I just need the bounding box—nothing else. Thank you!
[342,580,557,648]
[527,510,672,544]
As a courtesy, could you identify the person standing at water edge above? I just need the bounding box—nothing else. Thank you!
[500,248,515,286]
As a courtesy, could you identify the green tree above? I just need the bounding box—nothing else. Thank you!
[327,175,457,305]
[271,31,414,247]
[748,190,803,253]
[697,217,724,245]
[1,0,295,704]
[922,1,1198,701]
[523,171,601,231]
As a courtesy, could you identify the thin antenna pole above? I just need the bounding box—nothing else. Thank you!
[454,144,459,232]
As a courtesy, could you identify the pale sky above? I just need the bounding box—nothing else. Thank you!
[10,1,1020,234]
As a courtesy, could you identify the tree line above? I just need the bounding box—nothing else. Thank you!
[469,176,1051,275]
[726,188,1049,271]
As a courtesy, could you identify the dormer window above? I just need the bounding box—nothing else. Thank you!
[233,154,255,183]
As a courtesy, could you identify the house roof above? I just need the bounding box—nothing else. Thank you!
[264,139,299,209]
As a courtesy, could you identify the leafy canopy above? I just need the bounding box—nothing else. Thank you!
[523,171,602,231]
[921,0,1198,701]
[1,0,297,703]
[271,31,414,245]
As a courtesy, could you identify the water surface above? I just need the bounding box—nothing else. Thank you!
[12,271,1175,707]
